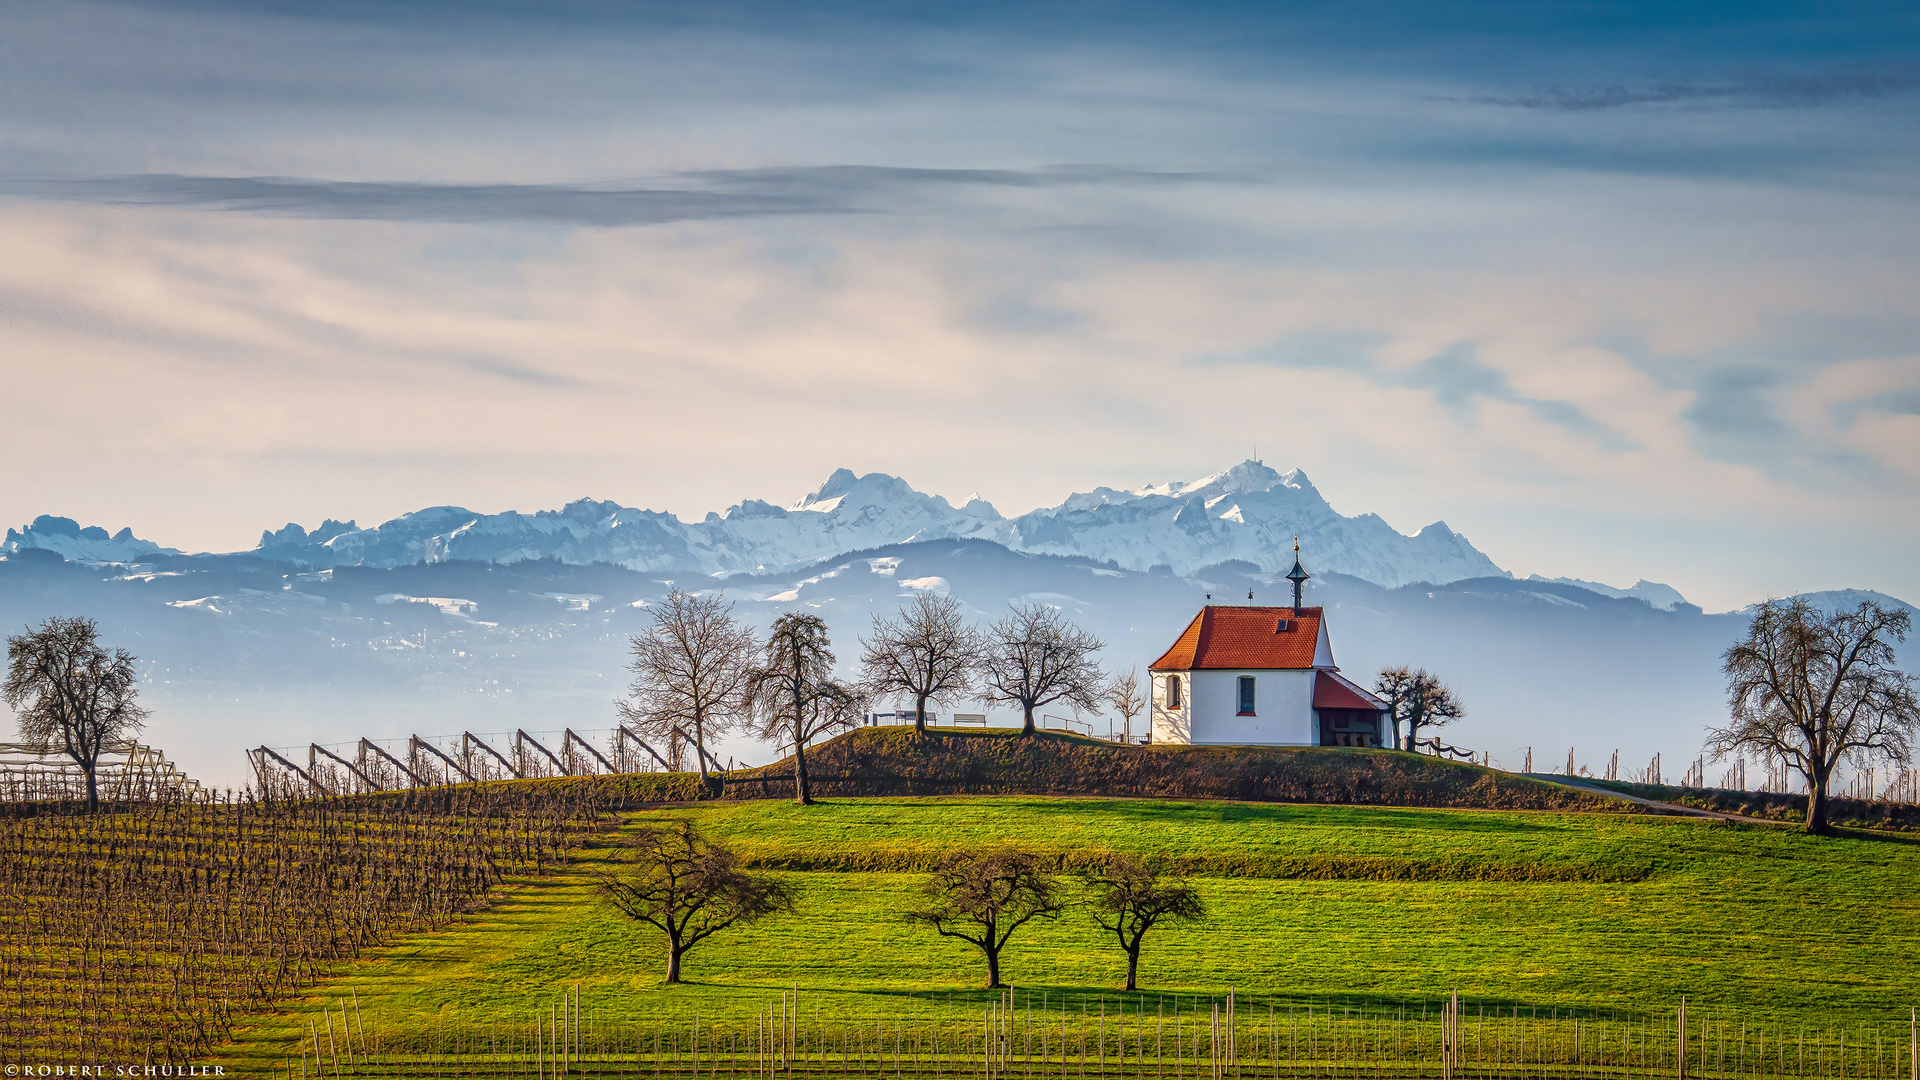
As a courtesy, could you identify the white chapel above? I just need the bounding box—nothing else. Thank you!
[1147,547,1389,747]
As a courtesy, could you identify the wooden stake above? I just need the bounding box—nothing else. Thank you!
[1677,1000,1688,1080]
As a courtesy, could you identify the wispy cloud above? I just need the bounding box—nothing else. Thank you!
[1467,69,1920,112]
[1195,338,1638,453]
[0,167,1220,227]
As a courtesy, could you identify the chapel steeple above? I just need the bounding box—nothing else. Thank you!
[1286,535,1310,612]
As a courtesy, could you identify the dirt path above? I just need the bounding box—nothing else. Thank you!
[1521,774,1775,823]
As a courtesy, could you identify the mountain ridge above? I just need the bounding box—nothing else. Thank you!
[7,461,1542,592]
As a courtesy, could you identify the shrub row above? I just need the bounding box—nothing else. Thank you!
[734,845,1652,882]
[727,728,1629,813]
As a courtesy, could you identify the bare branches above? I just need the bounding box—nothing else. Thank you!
[746,613,864,805]
[4,616,148,811]
[1373,666,1463,752]
[598,821,795,983]
[1708,597,1917,834]
[1105,666,1146,744]
[904,848,1063,988]
[859,592,981,735]
[1083,854,1205,991]
[618,590,758,781]
[979,603,1106,736]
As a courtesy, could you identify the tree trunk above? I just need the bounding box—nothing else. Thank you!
[665,942,683,984]
[915,692,929,736]
[984,945,1002,988]
[1806,766,1833,835]
[1124,949,1139,992]
[84,762,99,813]
[693,712,710,783]
[1021,703,1036,736]
[793,731,812,806]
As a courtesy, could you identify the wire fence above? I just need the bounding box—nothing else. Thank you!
[276,988,1920,1080]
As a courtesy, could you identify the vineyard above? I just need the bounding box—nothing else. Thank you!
[10,739,1920,1071]
[268,985,1920,1080]
[0,777,610,1062]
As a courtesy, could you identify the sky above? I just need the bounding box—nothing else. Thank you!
[2,0,1918,612]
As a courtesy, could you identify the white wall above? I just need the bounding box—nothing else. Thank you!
[1150,670,1192,744]
[1151,668,1316,745]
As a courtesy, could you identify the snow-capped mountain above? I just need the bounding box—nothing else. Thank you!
[241,460,1502,589]
[687,469,1007,574]
[6,461,1510,591]
[257,500,700,571]
[1001,461,1504,587]
[1740,589,1918,618]
[1525,575,1690,612]
[250,471,1007,575]
[2,515,177,563]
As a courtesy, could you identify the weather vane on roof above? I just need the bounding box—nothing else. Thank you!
[1286,534,1311,612]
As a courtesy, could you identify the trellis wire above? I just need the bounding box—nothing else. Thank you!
[269,987,1920,1080]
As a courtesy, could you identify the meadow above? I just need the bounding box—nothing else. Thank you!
[217,794,1920,1077]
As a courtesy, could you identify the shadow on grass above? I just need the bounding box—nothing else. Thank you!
[994,796,1579,837]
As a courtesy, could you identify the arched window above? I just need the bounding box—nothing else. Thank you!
[1237,675,1256,715]
[1167,675,1182,709]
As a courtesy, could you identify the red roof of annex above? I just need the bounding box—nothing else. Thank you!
[1148,605,1324,671]
[1313,670,1383,711]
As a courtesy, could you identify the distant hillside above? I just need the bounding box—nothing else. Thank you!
[1,533,1908,789]
[719,727,1630,813]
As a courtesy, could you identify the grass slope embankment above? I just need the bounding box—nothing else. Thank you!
[727,727,1625,812]
[219,791,1920,1074]
[1576,778,1920,831]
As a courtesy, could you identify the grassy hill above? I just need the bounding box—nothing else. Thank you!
[216,787,1920,1074]
[571,728,1633,811]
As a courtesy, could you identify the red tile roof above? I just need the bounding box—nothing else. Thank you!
[1149,605,1323,671]
[1314,670,1387,711]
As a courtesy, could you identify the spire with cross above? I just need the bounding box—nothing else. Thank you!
[1286,534,1310,612]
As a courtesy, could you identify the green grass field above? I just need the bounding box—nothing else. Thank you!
[217,793,1920,1075]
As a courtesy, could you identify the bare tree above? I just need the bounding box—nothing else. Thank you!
[1374,666,1464,751]
[599,821,795,983]
[1708,597,1918,834]
[859,592,981,735]
[1084,855,1206,990]
[1106,665,1146,745]
[1374,667,1419,750]
[905,849,1064,988]
[746,612,863,805]
[4,616,148,812]
[618,590,757,783]
[980,603,1106,736]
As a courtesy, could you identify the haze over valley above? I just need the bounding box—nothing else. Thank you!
[4,461,1906,787]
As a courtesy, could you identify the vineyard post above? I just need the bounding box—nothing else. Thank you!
[324,1011,338,1078]
[1677,1000,1688,1080]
